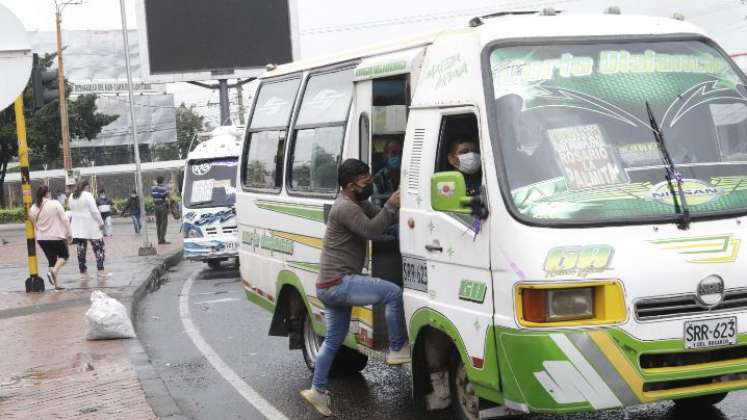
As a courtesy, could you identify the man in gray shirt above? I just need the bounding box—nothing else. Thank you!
[301,159,409,417]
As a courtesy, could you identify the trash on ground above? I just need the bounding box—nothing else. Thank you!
[85,290,136,340]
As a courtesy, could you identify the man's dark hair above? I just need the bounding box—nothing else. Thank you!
[98,189,105,194]
[338,159,370,188]
[156,176,165,184]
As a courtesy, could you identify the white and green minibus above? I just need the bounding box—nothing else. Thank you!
[237,11,747,419]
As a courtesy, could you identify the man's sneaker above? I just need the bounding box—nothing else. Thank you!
[300,388,332,417]
[386,343,412,365]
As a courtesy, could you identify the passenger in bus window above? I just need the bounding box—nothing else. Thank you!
[372,139,402,207]
[301,159,410,417]
[448,138,482,195]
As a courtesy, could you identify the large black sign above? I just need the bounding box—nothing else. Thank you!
[143,0,293,75]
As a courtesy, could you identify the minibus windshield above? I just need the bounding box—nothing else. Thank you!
[488,39,747,224]
[183,157,239,208]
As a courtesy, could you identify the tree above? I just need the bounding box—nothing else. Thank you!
[151,103,205,161]
[0,52,118,207]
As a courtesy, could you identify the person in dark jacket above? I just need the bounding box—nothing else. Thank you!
[96,189,114,237]
[151,176,171,244]
[121,189,141,234]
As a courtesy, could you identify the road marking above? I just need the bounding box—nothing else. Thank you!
[194,297,241,305]
[180,271,288,420]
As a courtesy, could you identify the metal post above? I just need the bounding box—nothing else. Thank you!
[119,0,155,256]
[55,11,72,176]
[237,82,245,125]
[15,97,44,292]
[218,79,231,126]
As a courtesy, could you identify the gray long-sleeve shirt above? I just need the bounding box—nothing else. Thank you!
[317,194,398,285]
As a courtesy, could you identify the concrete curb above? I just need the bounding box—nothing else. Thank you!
[123,249,190,420]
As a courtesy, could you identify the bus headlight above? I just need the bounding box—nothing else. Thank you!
[517,281,625,327]
[186,227,203,238]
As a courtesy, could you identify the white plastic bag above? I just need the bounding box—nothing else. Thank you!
[85,290,136,340]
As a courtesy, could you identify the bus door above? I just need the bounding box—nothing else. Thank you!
[353,50,422,350]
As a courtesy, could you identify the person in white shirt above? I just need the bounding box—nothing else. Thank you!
[30,185,72,289]
[69,180,110,280]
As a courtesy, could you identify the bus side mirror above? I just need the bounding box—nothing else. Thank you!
[431,172,471,214]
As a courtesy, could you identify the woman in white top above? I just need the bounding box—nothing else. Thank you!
[69,180,110,279]
[30,184,72,289]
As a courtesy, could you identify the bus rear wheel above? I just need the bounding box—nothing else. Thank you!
[301,313,368,376]
[673,392,728,410]
[206,259,224,270]
[450,353,480,420]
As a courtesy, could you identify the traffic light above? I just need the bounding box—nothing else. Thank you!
[30,53,59,111]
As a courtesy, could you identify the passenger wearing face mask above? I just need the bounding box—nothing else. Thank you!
[372,139,402,208]
[448,139,482,195]
[301,159,410,417]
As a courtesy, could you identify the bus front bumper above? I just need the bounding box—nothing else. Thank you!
[183,238,238,261]
[494,326,747,414]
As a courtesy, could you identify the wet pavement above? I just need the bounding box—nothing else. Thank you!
[136,261,747,420]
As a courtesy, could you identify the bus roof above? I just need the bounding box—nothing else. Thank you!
[187,126,243,161]
[263,13,708,78]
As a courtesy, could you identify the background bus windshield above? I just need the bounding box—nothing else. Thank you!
[489,40,747,224]
[184,158,239,208]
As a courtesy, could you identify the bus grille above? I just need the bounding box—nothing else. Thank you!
[643,372,747,393]
[640,345,747,370]
[635,288,747,321]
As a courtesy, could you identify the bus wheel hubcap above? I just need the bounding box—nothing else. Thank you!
[304,316,322,362]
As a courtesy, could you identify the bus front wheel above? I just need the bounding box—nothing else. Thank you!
[673,392,728,410]
[301,313,368,376]
[450,352,480,420]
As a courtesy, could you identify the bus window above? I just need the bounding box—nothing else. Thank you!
[242,76,301,191]
[288,68,354,196]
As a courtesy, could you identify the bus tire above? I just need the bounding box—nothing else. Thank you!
[301,313,368,376]
[673,392,728,409]
[206,259,223,270]
[449,352,480,420]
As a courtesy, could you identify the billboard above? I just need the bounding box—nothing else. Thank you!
[135,0,299,83]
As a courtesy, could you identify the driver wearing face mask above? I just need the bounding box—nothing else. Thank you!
[447,139,482,195]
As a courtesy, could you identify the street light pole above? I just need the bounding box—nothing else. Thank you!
[118,0,155,255]
[53,2,77,179]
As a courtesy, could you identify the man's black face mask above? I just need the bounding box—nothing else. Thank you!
[353,183,374,201]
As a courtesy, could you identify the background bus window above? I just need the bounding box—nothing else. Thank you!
[244,130,286,190]
[184,158,239,208]
[288,68,354,196]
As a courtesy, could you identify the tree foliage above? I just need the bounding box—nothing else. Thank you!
[152,103,205,161]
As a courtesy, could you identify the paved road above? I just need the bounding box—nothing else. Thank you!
[136,261,747,420]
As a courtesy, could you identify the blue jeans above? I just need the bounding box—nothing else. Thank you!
[131,215,141,233]
[312,274,406,391]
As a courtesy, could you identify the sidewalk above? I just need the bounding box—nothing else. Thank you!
[0,219,184,419]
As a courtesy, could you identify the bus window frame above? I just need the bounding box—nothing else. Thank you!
[241,74,302,195]
[285,62,358,199]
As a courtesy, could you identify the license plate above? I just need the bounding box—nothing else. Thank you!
[224,240,238,250]
[684,316,737,350]
[403,257,428,292]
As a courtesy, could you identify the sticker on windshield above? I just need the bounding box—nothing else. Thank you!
[191,162,212,176]
[191,179,214,204]
[547,124,629,189]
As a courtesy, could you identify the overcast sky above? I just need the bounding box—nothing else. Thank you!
[2,0,746,124]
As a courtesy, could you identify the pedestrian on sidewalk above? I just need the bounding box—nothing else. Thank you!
[151,176,171,245]
[69,180,110,280]
[121,189,141,234]
[96,189,114,237]
[29,184,72,289]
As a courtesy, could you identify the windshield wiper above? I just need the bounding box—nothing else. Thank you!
[645,101,690,230]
